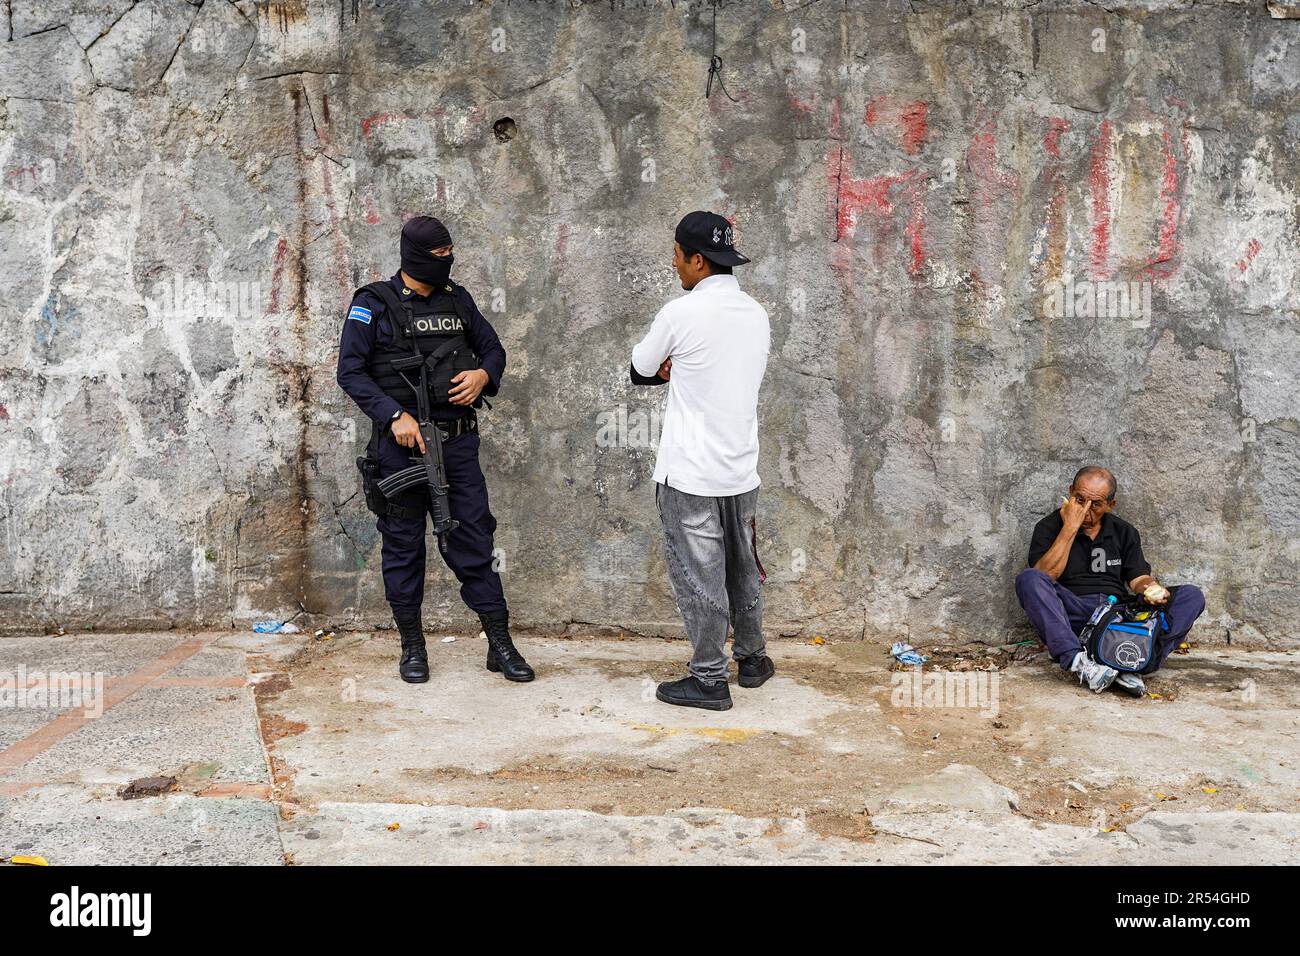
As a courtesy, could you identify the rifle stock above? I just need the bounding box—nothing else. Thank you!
[419,421,459,553]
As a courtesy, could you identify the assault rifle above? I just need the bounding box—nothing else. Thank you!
[376,351,460,553]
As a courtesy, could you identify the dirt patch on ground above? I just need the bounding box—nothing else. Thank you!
[1016,778,1265,831]
[260,713,307,743]
[249,634,1300,834]
[248,644,324,819]
[907,640,1047,671]
[388,730,895,820]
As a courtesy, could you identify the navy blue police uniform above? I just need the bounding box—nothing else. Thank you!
[336,215,533,685]
[336,273,506,615]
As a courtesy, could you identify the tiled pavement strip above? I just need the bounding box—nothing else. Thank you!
[0,634,273,799]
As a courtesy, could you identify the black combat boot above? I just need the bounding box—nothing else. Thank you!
[478,610,534,682]
[392,607,429,684]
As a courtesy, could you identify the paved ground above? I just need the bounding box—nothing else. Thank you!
[1,628,1297,865]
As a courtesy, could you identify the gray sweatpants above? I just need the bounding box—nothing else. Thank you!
[656,482,766,684]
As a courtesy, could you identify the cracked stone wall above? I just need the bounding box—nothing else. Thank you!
[1,0,1297,647]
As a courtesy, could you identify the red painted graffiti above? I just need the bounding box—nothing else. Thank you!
[789,93,816,116]
[1235,238,1262,274]
[903,178,926,276]
[962,119,1019,299]
[1044,117,1071,159]
[827,148,927,275]
[898,101,928,155]
[966,126,1018,204]
[310,111,354,302]
[865,96,929,155]
[360,112,409,138]
[1143,124,1185,279]
[1040,116,1072,281]
[267,237,288,315]
[830,150,900,239]
[1088,120,1114,279]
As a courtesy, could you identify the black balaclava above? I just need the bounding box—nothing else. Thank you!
[400,216,454,286]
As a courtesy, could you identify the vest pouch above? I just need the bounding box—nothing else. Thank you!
[427,342,480,407]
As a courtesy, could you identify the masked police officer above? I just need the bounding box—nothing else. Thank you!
[336,215,533,684]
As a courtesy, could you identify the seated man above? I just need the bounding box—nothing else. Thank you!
[1015,466,1206,697]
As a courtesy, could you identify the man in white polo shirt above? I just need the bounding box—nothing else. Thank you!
[630,211,772,711]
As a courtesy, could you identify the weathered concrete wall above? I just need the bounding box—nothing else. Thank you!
[1,0,1297,646]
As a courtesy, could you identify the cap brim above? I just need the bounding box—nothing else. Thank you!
[702,249,751,267]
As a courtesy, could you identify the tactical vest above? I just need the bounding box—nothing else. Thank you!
[360,280,480,413]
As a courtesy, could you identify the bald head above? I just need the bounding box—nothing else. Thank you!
[1072,466,1116,502]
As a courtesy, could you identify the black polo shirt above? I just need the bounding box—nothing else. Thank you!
[1027,510,1152,597]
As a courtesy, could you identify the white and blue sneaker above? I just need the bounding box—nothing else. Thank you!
[1114,672,1146,698]
[1070,651,1118,693]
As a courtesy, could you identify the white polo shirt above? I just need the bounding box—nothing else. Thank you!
[631,273,771,497]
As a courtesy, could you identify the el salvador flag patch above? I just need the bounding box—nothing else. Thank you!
[348,304,372,324]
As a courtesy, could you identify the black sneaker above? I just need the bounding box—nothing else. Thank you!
[655,675,733,711]
[737,654,774,688]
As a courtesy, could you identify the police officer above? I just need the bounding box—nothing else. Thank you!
[336,216,533,684]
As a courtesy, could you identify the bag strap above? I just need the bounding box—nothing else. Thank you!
[1081,602,1124,650]
[424,334,469,367]
[356,282,411,332]
[1094,604,1124,634]
[446,283,469,324]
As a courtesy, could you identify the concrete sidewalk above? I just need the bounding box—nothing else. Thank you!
[1,629,1297,865]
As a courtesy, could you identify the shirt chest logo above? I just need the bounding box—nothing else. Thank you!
[1090,547,1120,572]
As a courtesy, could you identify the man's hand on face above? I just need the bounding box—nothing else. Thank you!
[448,369,489,406]
[392,412,426,453]
[657,358,672,381]
[1060,493,1092,531]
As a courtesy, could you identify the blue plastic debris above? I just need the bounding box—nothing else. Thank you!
[891,641,929,666]
[253,620,303,634]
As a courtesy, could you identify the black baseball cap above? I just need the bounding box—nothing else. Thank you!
[674,211,751,267]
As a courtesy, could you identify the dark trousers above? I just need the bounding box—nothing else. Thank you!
[374,429,506,616]
[1014,568,1205,671]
